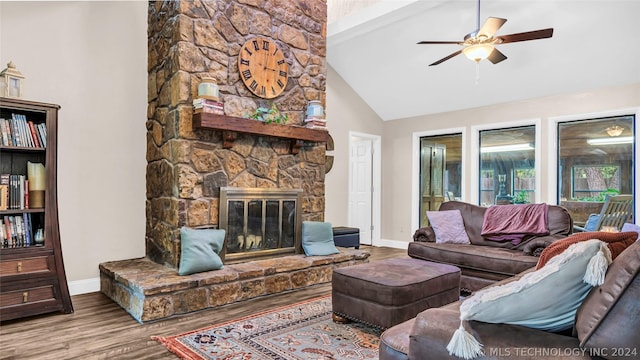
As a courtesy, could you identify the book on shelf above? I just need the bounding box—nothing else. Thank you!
[0,174,8,211]
[7,117,19,146]
[8,216,17,248]
[1,214,35,248]
[15,216,24,247]
[23,213,32,246]
[28,121,41,147]
[2,174,29,210]
[193,98,224,115]
[0,219,5,248]
[23,179,29,209]
[193,98,223,106]
[37,122,47,147]
[303,124,328,130]
[18,114,32,147]
[0,114,45,148]
[11,115,24,146]
[3,216,11,248]
[193,107,225,115]
[0,118,10,146]
[303,117,327,129]
[0,185,7,211]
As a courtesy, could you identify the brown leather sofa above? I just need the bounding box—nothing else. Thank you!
[380,240,640,359]
[410,201,573,291]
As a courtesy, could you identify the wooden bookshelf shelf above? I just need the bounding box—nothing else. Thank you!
[0,146,45,152]
[193,112,330,154]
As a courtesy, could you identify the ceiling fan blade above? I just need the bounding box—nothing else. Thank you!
[497,28,553,43]
[429,50,463,66]
[478,17,507,38]
[487,48,507,64]
[417,40,461,45]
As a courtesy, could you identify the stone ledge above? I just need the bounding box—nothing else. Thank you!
[99,249,370,323]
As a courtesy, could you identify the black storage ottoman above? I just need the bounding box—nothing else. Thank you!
[332,226,360,249]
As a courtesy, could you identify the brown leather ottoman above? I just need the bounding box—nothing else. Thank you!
[332,258,460,329]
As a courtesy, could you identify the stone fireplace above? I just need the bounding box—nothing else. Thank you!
[145,0,329,269]
[99,0,370,323]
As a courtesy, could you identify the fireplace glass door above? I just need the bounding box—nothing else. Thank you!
[220,187,302,262]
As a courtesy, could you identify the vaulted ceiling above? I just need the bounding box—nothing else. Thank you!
[327,0,640,121]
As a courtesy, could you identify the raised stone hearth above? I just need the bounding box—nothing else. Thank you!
[100,249,369,323]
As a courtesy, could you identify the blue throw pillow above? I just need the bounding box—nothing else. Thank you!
[621,222,640,237]
[447,239,611,359]
[584,214,601,231]
[302,221,340,256]
[178,227,225,275]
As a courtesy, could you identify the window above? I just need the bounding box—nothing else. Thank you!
[419,133,462,227]
[557,115,635,225]
[478,126,536,206]
[571,165,621,200]
[480,169,495,206]
[513,168,535,204]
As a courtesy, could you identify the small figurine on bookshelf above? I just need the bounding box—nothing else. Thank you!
[34,228,44,246]
[0,61,25,99]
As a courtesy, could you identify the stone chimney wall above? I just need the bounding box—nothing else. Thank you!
[146,0,328,268]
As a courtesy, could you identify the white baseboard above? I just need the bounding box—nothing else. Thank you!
[68,277,101,296]
[376,238,409,249]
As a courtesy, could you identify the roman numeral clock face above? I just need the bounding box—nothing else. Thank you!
[238,38,289,99]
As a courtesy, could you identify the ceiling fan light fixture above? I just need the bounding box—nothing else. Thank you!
[462,43,494,62]
[606,125,624,137]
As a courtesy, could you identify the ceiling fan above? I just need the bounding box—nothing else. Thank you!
[418,0,553,66]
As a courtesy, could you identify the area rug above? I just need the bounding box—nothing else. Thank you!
[152,295,381,359]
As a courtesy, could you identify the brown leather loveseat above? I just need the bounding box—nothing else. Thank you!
[410,201,573,291]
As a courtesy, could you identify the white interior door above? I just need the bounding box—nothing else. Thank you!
[349,138,373,245]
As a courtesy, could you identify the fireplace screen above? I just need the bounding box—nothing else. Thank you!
[219,187,302,262]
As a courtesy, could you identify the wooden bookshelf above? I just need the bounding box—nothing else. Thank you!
[193,112,330,153]
[0,97,73,321]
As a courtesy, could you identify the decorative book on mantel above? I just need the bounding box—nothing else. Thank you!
[193,98,224,115]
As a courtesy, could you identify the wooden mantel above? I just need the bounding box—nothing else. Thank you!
[193,112,330,153]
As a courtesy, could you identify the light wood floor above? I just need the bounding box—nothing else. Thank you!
[0,246,408,360]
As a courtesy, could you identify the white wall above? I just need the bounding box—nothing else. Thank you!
[325,65,383,227]
[0,1,148,294]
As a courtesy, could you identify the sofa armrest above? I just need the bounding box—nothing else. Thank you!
[522,238,553,257]
[409,307,587,359]
[522,235,566,257]
[413,227,435,242]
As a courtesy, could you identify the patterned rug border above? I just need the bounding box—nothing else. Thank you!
[152,294,375,360]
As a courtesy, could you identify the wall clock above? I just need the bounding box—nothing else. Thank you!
[238,37,289,99]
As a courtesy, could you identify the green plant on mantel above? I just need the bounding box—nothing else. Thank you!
[246,103,288,125]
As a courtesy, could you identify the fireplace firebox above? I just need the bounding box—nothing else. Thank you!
[219,187,303,262]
